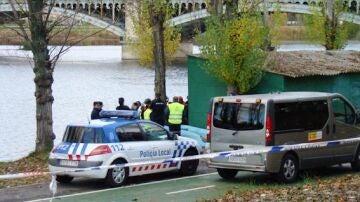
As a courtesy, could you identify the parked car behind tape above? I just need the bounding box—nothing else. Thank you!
[207,92,360,183]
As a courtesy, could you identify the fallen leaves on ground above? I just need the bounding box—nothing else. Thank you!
[213,174,360,202]
[0,152,50,189]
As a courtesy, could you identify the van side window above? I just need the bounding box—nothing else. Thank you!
[274,102,300,131]
[213,102,265,130]
[116,124,144,142]
[274,100,328,131]
[332,97,355,124]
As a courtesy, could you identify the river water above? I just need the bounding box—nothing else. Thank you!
[0,42,359,162]
[0,46,188,162]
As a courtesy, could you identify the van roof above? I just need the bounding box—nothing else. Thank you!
[215,92,337,102]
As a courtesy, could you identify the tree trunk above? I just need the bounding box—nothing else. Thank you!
[262,0,272,50]
[227,85,239,95]
[149,4,167,101]
[224,0,238,19]
[210,0,223,16]
[28,0,54,152]
[325,0,336,50]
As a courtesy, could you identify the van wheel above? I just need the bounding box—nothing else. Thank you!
[180,149,199,176]
[351,148,360,171]
[277,154,298,183]
[105,159,128,187]
[217,168,238,179]
[56,175,73,183]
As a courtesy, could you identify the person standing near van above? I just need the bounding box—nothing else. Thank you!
[182,96,189,125]
[150,93,166,126]
[116,97,130,110]
[167,96,184,134]
[91,101,103,120]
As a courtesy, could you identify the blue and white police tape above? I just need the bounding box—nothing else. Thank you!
[0,148,269,180]
[1,136,360,180]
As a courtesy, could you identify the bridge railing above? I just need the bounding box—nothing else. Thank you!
[168,9,209,27]
[51,7,124,36]
[169,3,359,26]
[339,12,360,24]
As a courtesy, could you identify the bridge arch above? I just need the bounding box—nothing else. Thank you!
[350,1,357,12]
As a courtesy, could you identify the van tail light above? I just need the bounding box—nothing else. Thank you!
[265,115,273,146]
[206,113,212,142]
[89,145,112,156]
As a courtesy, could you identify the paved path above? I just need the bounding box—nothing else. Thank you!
[0,160,216,202]
[0,163,356,202]
[29,172,254,202]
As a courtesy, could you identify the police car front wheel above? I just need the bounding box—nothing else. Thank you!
[180,149,199,176]
[105,159,128,187]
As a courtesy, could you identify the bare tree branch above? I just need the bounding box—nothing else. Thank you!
[44,0,55,25]
[9,0,31,42]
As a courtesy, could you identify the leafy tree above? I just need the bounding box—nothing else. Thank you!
[130,0,181,101]
[304,0,349,50]
[197,1,284,94]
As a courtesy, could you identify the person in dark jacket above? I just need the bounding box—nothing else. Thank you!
[150,93,166,126]
[182,98,189,125]
[91,101,103,120]
[116,97,130,110]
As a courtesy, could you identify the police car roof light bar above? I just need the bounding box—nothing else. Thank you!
[99,110,140,119]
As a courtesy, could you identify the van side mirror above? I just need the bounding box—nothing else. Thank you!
[168,131,178,140]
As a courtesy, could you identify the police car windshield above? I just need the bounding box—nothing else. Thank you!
[63,126,105,143]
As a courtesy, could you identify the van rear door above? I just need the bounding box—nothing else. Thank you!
[210,97,266,152]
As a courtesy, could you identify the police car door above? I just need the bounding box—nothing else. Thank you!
[138,122,177,174]
[115,123,147,176]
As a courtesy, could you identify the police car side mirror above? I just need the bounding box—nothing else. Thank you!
[168,132,178,140]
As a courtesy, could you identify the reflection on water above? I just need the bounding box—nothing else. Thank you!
[0,57,188,162]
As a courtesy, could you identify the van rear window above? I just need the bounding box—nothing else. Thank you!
[213,102,265,130]
[62,126,105,143]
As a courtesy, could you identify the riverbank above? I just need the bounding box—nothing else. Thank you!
[0,24,121,46]
[0,23,359,47]
[0,152,50,189]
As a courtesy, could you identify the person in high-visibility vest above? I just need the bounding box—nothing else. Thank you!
[166,96,184,135]
[141,98,152,120]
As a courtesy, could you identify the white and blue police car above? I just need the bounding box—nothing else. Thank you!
[48,110,200,187]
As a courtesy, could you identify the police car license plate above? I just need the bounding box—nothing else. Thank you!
[59,160,79,167]
[228,156,246,163]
